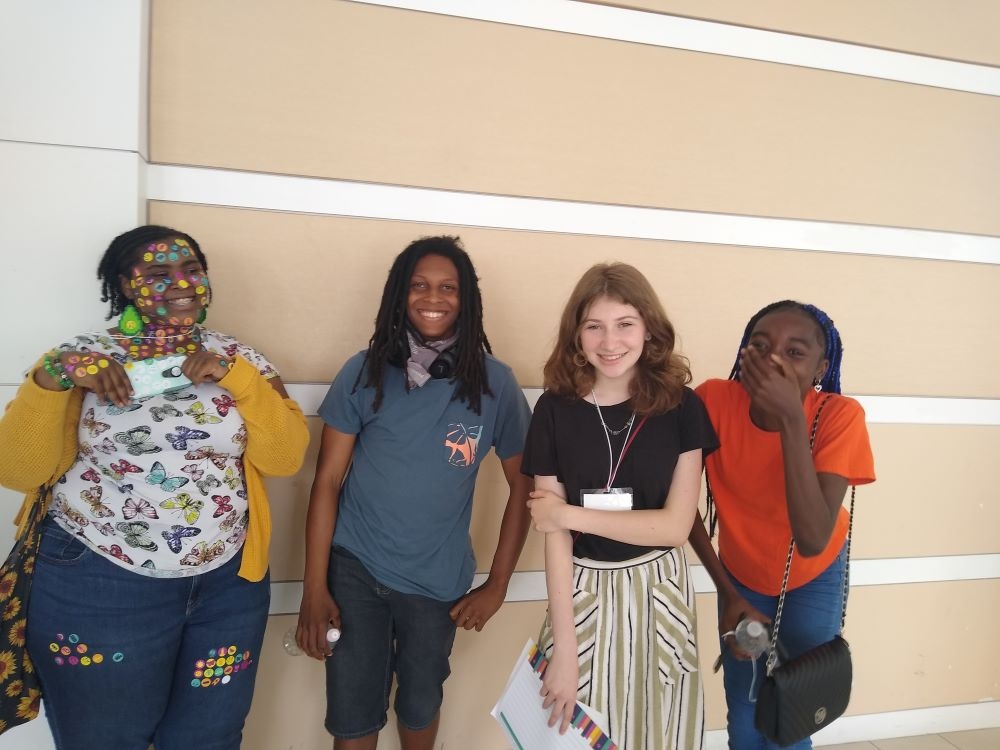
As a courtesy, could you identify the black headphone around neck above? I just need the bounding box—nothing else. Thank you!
[428,346,458,379]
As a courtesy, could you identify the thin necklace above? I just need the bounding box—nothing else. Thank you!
[592,390,636,490]
[603,412,635,436]
[115,329,199,342]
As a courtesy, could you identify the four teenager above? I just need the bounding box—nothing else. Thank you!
[0,226,874,750]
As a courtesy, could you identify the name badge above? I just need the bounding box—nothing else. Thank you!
[581,487,633,511]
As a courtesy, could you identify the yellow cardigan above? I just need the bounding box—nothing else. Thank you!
[0,356,309,582]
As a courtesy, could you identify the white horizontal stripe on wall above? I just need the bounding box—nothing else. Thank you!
[267,553,1000,614]
[147,165,1000,266]
[284,385,1000,427]
[2,384,999,427]
[349,0,1000,97]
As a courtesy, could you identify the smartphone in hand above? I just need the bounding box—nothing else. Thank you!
[124,355,193,400]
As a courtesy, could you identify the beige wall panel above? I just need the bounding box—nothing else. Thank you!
[587,1,1000,66]
[855,425,1000,559]
[844,581,1000,710]
[150,0,1000,236]
[148,202,1000,399]
[252,582,997,748]
[266,418,322,582]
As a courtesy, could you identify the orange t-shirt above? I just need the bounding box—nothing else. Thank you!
[695,379,876,595]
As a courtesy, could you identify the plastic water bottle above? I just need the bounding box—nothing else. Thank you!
[282,626,341,656]
[734,618,770,657]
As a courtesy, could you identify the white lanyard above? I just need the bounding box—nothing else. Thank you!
[592,390,635,491]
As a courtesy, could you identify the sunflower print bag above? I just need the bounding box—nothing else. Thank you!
[0,484,48,734]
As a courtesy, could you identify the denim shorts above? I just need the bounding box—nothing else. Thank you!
[26,517,270,750]
[324,546,458,738]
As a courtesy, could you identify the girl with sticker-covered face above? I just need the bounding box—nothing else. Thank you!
[522,262,718,750]
[0,225,309,749]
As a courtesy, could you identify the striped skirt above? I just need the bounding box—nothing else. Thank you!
[538,547,705,750]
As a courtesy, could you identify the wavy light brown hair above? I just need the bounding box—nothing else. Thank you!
[543,263,691,414]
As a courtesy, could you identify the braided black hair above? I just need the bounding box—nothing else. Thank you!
[728,300,843,394]
[355,236,493,414]
[97,225,207,320]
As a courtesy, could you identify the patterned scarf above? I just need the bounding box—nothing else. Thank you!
[405,329,458,389]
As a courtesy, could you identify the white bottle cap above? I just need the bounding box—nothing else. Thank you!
[746,621,765,637]
[326,628,341,643]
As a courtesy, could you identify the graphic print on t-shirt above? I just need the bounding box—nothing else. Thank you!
[445,423,482,468]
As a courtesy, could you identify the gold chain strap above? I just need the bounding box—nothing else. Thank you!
[765,395,855,676]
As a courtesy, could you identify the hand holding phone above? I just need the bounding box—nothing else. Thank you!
[124,355,193,401]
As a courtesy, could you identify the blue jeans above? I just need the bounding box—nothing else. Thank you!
[720,545,848,750]
[26,518,270,750]
[324,546,458,738]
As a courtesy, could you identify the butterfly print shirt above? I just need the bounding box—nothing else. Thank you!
[51,330,277,578]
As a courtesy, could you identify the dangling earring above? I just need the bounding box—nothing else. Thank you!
[813,378,823,393]
[572,352,588,368]
[118,304,143,336]
[197,286,211,325]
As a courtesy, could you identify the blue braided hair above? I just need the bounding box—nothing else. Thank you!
[728,300,843,394]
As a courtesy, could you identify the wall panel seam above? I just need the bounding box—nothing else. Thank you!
[2,384,998,425]
[267,553,1000,612]
[347,0,1000,96]
[146,165,1000,266]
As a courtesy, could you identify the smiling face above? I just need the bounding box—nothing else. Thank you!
[406,253,461,340]
[578,296,648,392]
[747,309,829,397]
[120,237,210,327]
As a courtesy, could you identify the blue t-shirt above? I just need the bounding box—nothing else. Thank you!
[318,351,531,601]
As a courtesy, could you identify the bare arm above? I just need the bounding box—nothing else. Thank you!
[688,514,770,659]
[780,415,848,554]
[449,453,532,631]
[297,425,356,660]
[529,449,702,548]
[535,474,579,734]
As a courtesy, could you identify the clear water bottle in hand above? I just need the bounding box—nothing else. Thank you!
[282,626,341,656]
[734,618,770,657]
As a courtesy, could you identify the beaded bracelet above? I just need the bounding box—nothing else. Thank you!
[43,351,75,390]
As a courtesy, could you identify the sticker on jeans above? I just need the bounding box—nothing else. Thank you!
[48,633,112,667]
[190,644,252,687]
[580,487,633,511]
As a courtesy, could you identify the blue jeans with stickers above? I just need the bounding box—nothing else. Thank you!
[26,517,270,750]
[720,543,848,750]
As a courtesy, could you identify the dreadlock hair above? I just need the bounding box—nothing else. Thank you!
[97,225,207,320]
[728,300,844,394]
[355,236,493,414]
[543,262,691,415]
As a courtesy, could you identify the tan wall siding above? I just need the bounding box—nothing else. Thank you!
[150,202,1000,400]
[151,0,1000,235]
[145,1,998,746]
